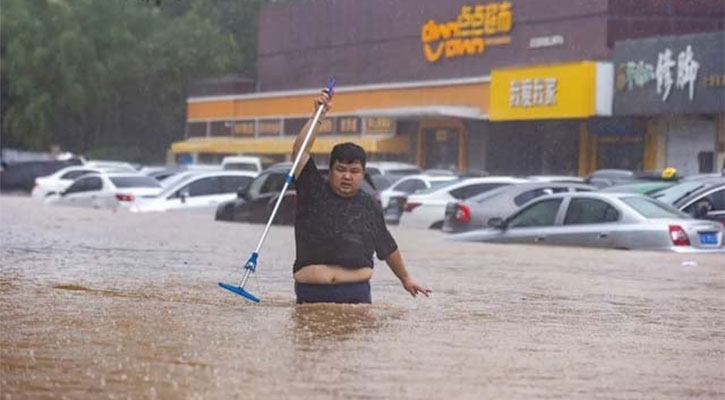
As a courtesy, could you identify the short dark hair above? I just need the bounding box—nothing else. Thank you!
[329,142,366,169]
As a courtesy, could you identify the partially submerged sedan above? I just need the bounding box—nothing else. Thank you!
[47,173,163,210]
[449,192,723,252]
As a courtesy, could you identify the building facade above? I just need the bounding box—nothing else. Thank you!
[174,0,724,175]
[613,31,725,175]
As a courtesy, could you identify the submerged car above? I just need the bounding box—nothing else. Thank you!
[215,164,380,225]
[47,173,163,210]
[449,192,723,252]
[129,171,257,213]
[398,177,529,229]
[380,174,458,209]
[442,182,595,233]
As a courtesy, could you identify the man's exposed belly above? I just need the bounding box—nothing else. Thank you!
[294,264,373,284]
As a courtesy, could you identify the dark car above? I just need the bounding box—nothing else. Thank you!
[215,164,380,225]
[652,177,725,225]
[0,159,83,193]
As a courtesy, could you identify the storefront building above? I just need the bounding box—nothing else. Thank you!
[613,31,725,176]
[173,0,723,175]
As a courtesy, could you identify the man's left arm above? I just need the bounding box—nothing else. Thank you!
[385,249,431,298]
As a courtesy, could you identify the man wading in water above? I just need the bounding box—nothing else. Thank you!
[292,90,431,304]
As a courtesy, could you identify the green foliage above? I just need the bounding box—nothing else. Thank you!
[1,0,260,162]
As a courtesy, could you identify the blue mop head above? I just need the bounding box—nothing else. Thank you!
[218,252,261,303]
[218,282,261,303]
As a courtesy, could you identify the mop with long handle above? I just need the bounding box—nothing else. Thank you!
[219,78,336,303]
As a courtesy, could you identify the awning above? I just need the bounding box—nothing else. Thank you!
[170,135,410,155]
[355,105,487,120]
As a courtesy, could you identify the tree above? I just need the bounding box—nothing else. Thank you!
[1,0,258,162]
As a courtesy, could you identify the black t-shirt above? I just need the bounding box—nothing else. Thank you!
[293,159,397,273]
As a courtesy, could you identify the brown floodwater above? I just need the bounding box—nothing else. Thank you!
[1,195,723,399]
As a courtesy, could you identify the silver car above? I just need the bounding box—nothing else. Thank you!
[449,192,724,252]
[442,182,595,233]
[129,171,257,213]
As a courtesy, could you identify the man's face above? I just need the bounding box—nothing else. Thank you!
[329,160,364,197]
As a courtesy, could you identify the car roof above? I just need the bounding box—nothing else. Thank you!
[532,191,645,201]
[396,174,458,181]
[365,161,420,170]
[461,181,593,203]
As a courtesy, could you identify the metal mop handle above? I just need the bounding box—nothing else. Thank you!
[237,79,335,287]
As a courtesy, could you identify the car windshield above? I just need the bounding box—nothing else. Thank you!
[110,176,162,188]
[413,179,462,195]
[429,179,455,190]
[388,168,421,176]
[224,163,257,171]
[651,181,709,204]
[621,197,689,219]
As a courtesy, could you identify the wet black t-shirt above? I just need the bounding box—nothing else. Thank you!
[293,159,397,273]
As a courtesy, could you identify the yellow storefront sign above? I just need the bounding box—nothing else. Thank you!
[490,62,597,120]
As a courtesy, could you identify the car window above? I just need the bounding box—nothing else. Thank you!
[509,198,563,228]
[653,181,707,205]
[564,198,620,225]
[110,176,161,188]
[220,175,255,193]
[85,177,103,191]
[621,197,689,219]
[66,176,102,194]
[185,177,220,197]
[683,188,725,215]
[223,163,257,172]
[64,177,90,194]
[371,175,392,191]
[260,173,287,194]
[394,179,425,194]
[366,167,381,176]
[513,187,566,207]
[450,183,507,200]
[61,170,95,180]
[386,168,421,177]
[246,173,270,197]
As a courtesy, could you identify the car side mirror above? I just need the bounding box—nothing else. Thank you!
[237,187,248,199]
[179,191,188,203]
[488,217,507,230]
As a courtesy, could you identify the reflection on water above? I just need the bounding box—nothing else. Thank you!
[292,305,381,342]
[1,196,724,399]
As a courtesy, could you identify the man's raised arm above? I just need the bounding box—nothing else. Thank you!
[292,90,331,179]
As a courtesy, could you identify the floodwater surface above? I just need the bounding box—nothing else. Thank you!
[1,196,723,399]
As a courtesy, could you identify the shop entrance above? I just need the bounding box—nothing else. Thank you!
[666,120,717,175]
[422,128,460,171]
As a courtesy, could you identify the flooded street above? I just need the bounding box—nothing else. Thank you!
[1,195,723,399]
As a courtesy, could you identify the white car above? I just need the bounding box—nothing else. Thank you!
[47,173,163,209]
[380,174,458,209]
[128,171,257,213]
[221,156,263,173]
[84,160,137,172]
[398,177,529,229]
[31,165,131,199]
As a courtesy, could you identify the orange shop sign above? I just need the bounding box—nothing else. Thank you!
[421,2,513,63]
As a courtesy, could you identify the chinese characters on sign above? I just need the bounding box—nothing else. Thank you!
[420,2,513,63]
[617,44,700,102]
[509,78,557,107]
[365,117,394,134]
